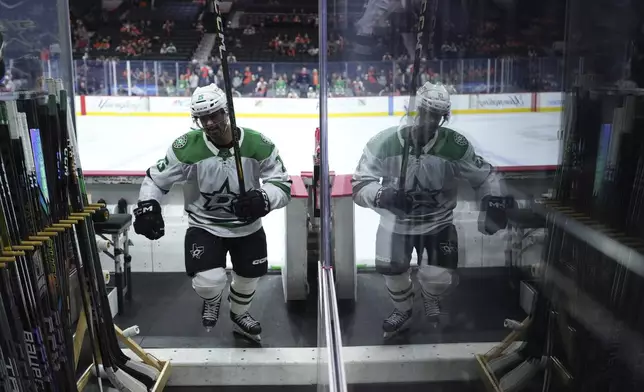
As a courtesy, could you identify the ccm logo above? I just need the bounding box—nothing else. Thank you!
[252,257,267,265]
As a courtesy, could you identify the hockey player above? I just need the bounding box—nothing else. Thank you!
[353,0,430,58]
[352,82,511,339]
[133,83,292,342]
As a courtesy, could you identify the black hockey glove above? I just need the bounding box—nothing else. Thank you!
[133,200,165,240]
[375,187,413,217]
[478,195,514,235]
[233,189,270,220]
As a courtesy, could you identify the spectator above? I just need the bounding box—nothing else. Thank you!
[189,72,199,94]
[296,67,311,97]
[256,77,268,97]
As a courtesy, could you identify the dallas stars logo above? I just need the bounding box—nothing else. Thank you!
[190,243,205,259]
[201,178,238,213]
[173,135,188,149]
[408,176,441,209]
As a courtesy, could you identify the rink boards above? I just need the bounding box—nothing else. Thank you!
[74,92,563,117]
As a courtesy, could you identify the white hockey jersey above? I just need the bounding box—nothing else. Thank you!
[139,127,292,238]
[352,125,501,235]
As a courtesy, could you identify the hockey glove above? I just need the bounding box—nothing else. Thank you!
[478,195,514,235]
[375,187,413,217]
[133,200,165,240]
[233,189,270,220]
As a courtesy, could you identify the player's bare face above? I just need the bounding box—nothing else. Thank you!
[199,109,230,143]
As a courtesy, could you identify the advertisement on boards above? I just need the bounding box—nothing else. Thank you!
[470,93,532,111]
[148,97,191,114]
[85,96,149,113]
[538,92,563,111]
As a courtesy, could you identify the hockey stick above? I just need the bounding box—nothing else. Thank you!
[49,85,154,390]
[0,277,30,391]
[209,0,246,196]
[0,104,57,390]
[50,81,158,387]
[398,0,438,191]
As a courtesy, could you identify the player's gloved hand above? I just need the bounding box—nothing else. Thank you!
[375,187,413,217]
[478,195,514,235]
[133,200,165,240]
[233,189,270,220]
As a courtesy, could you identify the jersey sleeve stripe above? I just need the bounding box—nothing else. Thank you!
[146,168,171,194]
[265,180,291,197]
[352,179,378,194]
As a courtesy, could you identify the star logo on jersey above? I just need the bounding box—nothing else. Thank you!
[201,178,238,213]
[408,176,441,209]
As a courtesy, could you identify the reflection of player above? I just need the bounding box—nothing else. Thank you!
[352,82,511,339]
[354,0,430,57]
[133,84,291,342]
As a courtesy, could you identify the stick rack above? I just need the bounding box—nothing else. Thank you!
[65,204,172,391]
[475,316,532,392]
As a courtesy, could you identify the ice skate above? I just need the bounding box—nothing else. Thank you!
[201,294,222,332]
[231,311,262,342]
[382,308,413,339]
[421,290,442,324]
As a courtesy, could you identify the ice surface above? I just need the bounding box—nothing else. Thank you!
[76,112,561,173]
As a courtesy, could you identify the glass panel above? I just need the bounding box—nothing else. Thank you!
[318,0,626,389]
[1,2,349,390]
[543,1,644,391]
[113,60,128,96]
[0,0,73,94]
[74,59,109,95]
[52,0,644,389]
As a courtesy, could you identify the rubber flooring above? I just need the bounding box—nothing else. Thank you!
[113,268,524,348]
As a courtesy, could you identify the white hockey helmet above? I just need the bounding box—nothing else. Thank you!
[190,83,227,118]
[415,82,451,116]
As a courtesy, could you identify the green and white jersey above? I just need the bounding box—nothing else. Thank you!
[352,126,501,235]
[139,127,292,238]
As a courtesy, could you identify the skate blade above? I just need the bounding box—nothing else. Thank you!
[427,312,452,326]
[233,325,262,343]
[204,326,214,333]
[383,329,409,340]
[426,315,440,325]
